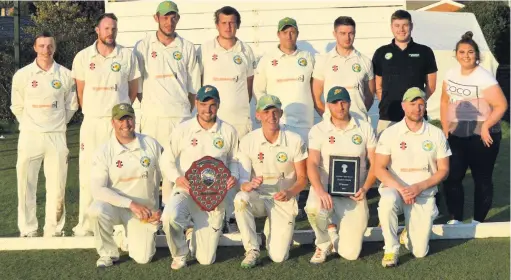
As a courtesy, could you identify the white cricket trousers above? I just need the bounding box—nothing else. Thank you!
[378,187,438,257]
[16,131,68,236]
[75,116,113,235]
[234,191,298,262]
[305,187,369,260]
[88,201,157,264]
[140,115,187,205]
[161,188,225,265]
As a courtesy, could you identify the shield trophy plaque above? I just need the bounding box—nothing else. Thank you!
[185,156,231,211]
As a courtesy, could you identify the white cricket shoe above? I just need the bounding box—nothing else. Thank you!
[171,255,188,270]
[20,230,39,237]
[309,244,333,264]
[96,256,119,268]
[241,249,260,268]
[446,219,462,225]
[381,252,399,268]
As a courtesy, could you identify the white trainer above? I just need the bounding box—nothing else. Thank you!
[96,256,119,268]
[171,255,188,270]
[20,230,39,237]
[241,249,260,268]
[309,244,333,264]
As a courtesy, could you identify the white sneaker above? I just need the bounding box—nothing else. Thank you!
[96,256,119,268]
[309,244,333,264]
[73,230,93,237]
[44,231,64,237]
[171,255,187,270]
[446,219,462,225]
[327,225,339,253]
[20,230,39,237]
[471,220,481,225]
[241,249,260,268]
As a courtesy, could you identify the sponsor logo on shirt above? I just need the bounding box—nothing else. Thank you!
[92,84,118,91]
[154,73,175,79]
[400,166,429,172]
[116,160,123,168]
[329,136,335,144]
[111,62,121,72]
[173,51,183,61]
[212,76,239,82]
[257,152,264,163]
[446,81,477,97]
[422,140,434,151]
[272,59,278,66]
[213,137,224,149]
[191,138,198,146]
[332,65,338,72]
[31,80,38,88]
[32,101,57,109]
[151,51,157,58]
[400,141,407,150]
[89,63,95,70]
[233,55,242,65]
[51,80,62,89]
[352,134,362,145]
[408,53,420,58]
[52,101,58,108]
[298,57,307,67]
[385,52,393,60]
[140,156,151,167]
[352,63,361,73]
[276,152,288,163]
[212,54,218,61]
[276,75,304,83]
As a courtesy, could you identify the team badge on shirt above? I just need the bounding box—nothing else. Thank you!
[276,152,288,163]
[298,57,307,67]
[213,137,224,149]
[332,65,338,72]
[111,62,121,72]
[385,52,393,60]
[140,156,151,168]
[422,140,434,151]
[352,134,363,145]
[352,63,361,73]
[31,80,38,88]
[233,55,242,65]
[173,51,183,61]
[51,80,62,89]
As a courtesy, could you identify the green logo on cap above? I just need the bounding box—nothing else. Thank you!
[111,62,121,72]
[298,58,307,67]
[173,51,182,60]
[352,63,361,73]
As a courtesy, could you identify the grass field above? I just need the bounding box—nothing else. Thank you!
[0,122,509,279]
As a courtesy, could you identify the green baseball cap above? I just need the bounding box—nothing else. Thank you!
[326,86,351,103]
[402,87,426,102]
[112,103,135,120]
[256,95,282,111]
[278,17,298,31]
[156,1,179,15]
[196,85,220,102]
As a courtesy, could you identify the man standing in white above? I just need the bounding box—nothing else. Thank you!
[375,87,451,267]
[11,32,78,237]
[253,17,315,143]
[197,6,256,138]
[72,13,140,236]
[160,85,239,270]
[234,95,308,268]
[89,103,163,267]
[312,16,375,122]
[305,86,376,264]
[134,1,201,203]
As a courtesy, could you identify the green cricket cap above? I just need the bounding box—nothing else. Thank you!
[402,87,426,102]
[112,103,135,120]
[278,17,298,31]
[196,85,220,102]
[326,86,351,103]
[156,1,179,15]
[256,95,282,111]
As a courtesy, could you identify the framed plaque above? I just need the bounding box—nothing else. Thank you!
[327,156,360,196]
[185,156,231,212]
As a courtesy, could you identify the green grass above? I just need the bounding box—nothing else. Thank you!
[0,122,509,279]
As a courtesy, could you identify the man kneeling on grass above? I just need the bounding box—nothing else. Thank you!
[88,103,163,267]
[234,95,308,268]
[375,88,451,267]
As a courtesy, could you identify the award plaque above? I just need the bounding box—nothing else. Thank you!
[327,156,360,196]
[185,156,231,212]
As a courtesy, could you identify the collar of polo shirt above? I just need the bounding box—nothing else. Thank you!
[111,133,142,155]
[150,32,182,48]
[191,115,221,133]
[391,37,416,50]
[275,45,299,57]
[396,118,428,135]
[31,59,57,75]
[214,37,243,52]
[257,126,287,146]
[89,40,121,58]
[325,116,359,132]
[328,47,360,59]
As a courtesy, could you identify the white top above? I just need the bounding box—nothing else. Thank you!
[238,127,308,196]
[376,119,452,197]
[198,38,256,125]
[308,117,376,190]
[253,47,315,128]
[312,48,374,121]
[71,41,140,117]
[134,33,201,117]
[161,116,239,184]
[90,133,163,210]
[11,60,78,133]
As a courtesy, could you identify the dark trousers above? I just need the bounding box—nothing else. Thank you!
[442,133,501,222]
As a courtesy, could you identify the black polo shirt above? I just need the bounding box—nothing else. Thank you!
[372,38,437,121]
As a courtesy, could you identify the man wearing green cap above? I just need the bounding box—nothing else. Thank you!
[133,1,201,203]
[160,85,239,269]
[375,87,450,267]
[88,103,164,267]
[233,94,308,268]
[253,17,315,144]
[197,6,256,140]
[312,16,375,123]
[305,86,377,264]
[72,13,141,237]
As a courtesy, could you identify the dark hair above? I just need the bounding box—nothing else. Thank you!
[96,13,118,27]
[214,6,241,27]
[391,10,412,22]
[33,31,54,46]
[455,31,481,63]
[334,16,356,29]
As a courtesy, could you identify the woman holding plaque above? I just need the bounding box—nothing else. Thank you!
[305,86,377,264]
[440,31,508,225]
